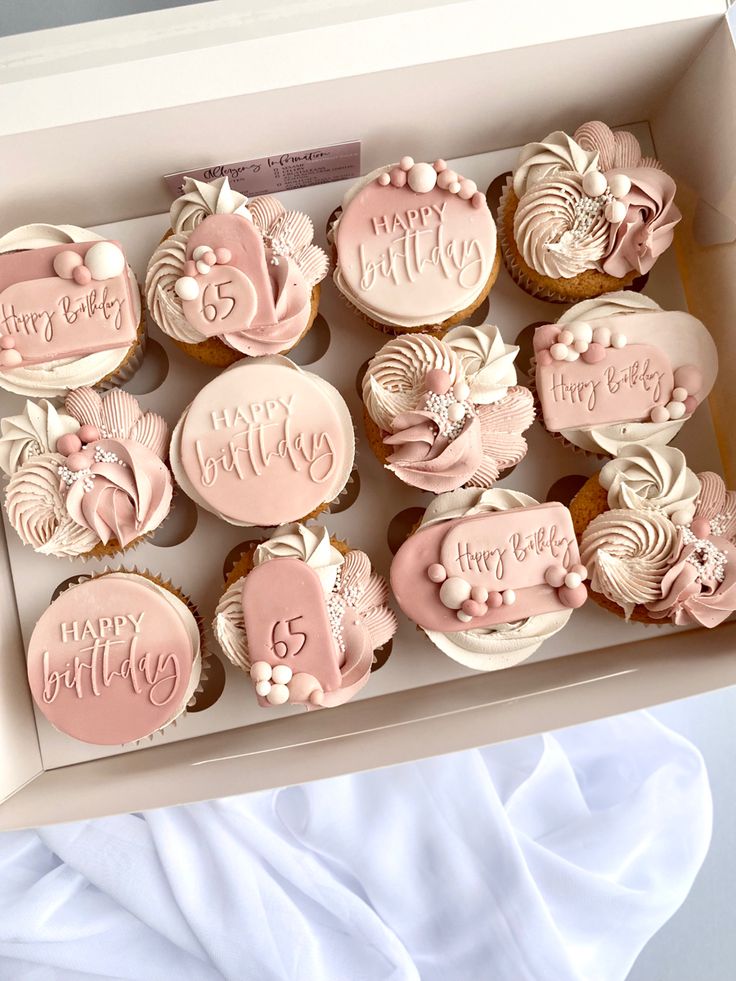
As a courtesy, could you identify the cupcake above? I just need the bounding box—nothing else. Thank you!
[571,445,736,627]
[498,121,681,302]
[0,224,144,398]
[171,355,355,527]
[214,523,397,708]
[145,177,329,365]
[2,388,172,559]
[27,570,202,745]
[531,292,718,456]
[390,488,587,670]
[362,322,534,492]
[331,156,499,333]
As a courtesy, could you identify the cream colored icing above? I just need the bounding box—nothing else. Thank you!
[512,131,599,197]
[419,487,574,668]
[170,176,251,234]
[580,507,681,618]
[599,445,700,519]
[0,224,141,398]
[0,399,78,477]
[444,324,519,405]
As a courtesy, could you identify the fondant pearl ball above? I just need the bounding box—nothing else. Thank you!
[85,241,125,280]
[272,665,293,685]
[582,342,606,364]
[196,260,211,276]
[66,451,90,472]
[487,592,503,609]
[448,181,462,194]
[565,349,580,362]
[310,690,325,706]
[604,200,628,223]
[399,156,414,172]
[458,179,477,200]
[389,167,407,188]
[608,173,632,198]
[0,349,22,368]
[573,339,589,354]
[502,590,516,606]
[592,326,611,347]
[456,611,473,623]
[544,566,566,588]
[582,170,608,197]
[439,577,472,610]
[537,350,553,366]
[434,159,448,173]
[425,368,453,395]
[564,572,582,589]
[266,684,290,705]
[650,405,670,423]
[437,169,457,190]
[77,424,101,444]
[53,250,83,280]
[570,322,593,344]
[202,251,217,266]
[470,586,488,603]
[550,343,568,361]
[56,433,83,456]
[671,387,688,402]
[453,382,470,402]
[174,276,200,301]
[691,517,711,538]
[72,265,92,286]
[558,329,574,346]
[611,333,627,349]
[683,396,698,414]
[250,661,272,683]
[447,403,465,423]
[559,584,588,609]
[192,245,211,261]
[215,247,232,264]
[0,336,15,350]
[671,508,695,527]
[666,400,686,420]
[255,680,272,697]
[377,172,391,186]
[571,564,587,579]
[673,365,703,394]
[471,192,486,209]
[462,599,487,618]
[427,563,447,583]
[408,162,438,193]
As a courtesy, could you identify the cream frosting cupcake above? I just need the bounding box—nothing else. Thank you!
[146,177,329,365]
[498,121,681,302]
[0,224,144,398]
[391,488,588,670]
[213,523,397,709]
[2,388,172,559]
[362,323,534,493]
[571,444,736,628]
[531,292,718,456]
[331,156,499,333]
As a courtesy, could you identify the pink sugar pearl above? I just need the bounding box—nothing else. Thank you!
[52,250,83,280]
[487,591,503,609]
[56,433,83,456]
[73,265,92,286]
[389,167,407,187]
[0,349,22,368]
[582,342,606,364]
[0,336,15,350]
[462,599,488,618]
[427,563,447,583]
[77,424,101,444]
[425,368,453,395]
[559,584,587,609]
[691,517,711,539]
[683,395,698,414]
[66,451,90,472]
[471,192,486,209]
[433,159,447,173]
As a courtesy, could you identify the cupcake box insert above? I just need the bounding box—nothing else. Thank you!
[0,2,734,826]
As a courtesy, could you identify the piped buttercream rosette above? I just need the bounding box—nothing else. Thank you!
[363,323,534,493]
[213,524,397,709]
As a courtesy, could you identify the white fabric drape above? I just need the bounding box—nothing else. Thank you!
[0,710,711,981]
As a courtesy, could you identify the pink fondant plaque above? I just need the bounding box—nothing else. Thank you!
[179,361,351,526]
[391,503,581,632]
[336,181,495,320]
[27,577,196,745]
[0,242,136,365]
[242,558,341,690]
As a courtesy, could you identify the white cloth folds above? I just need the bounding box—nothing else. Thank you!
[0,711,711,981]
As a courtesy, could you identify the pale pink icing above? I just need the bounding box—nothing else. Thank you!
[27,574,198,745]
[601,168,681,278]
[385,412,483,493]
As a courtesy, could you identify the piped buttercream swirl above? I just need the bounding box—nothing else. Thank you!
[0,400,78,477]
[444,324,518,404]
[599,445,700,519]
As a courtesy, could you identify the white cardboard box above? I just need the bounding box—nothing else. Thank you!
[0,1,735,829]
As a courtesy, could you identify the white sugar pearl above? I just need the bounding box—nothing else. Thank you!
[84,241,126,280]
[192,245,212,260]
[266,684,290,706]
[608,173,632,198]
[439,577,472,610]
[582,170,607,197]
[558,330,574,346]
[196,259,211,275]
[573,339,589,354]
[564,572,582,589]
[453,382,470,402]
[408,162,438,193]
[565,349,580,362]
[502,590,516,606]
[666,400,687,420]
[604,200,627,223]
[672,508,695,526]
[448,181,461,194]
[447,403,465,423]
[570,322,593,344]
[272,665,293,685]
[250,661,273,683]
[174,276,200,300]
[651,405,670,423]
[611,333,627,349]
[592,326,611,347]
[457,611,473,623]
[672,387,688,402]
[255,680,272,697]
[550,343,568,361]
